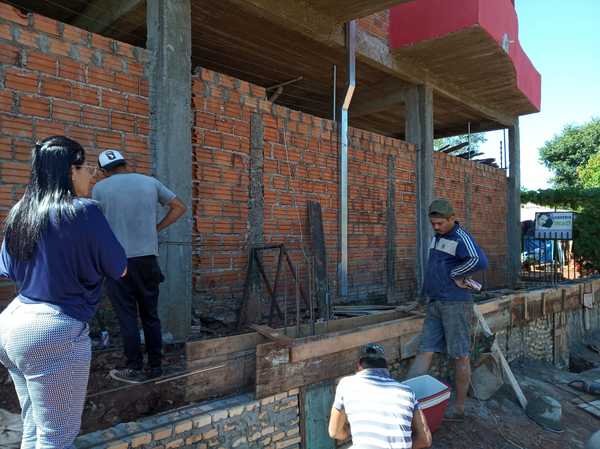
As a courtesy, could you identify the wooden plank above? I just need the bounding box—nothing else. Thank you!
[474,305,528,410]
[308,201,329,318]
[186,309,409,362]
[291,316,424,362]
[186,332,265,361]
[185,350,256,402]
[249,324,294,344]
[256,336,404,399]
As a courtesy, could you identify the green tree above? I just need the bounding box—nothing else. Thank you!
[434,133,487,153]
[578,151,600,187]
[539,118,600,188]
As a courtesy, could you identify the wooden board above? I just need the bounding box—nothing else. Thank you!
[474,305,528,410]
[256,335,404,399]
[308,200,329,318]
[186,309,407,362]
[185,349,256,402]
[249,324,294,344]
[290,316,424,362]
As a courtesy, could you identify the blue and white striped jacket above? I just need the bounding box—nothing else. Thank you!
[423,222,488,302]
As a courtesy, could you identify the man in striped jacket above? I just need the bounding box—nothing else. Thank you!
[408,198,488,421]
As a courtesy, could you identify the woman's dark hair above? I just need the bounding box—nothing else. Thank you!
[5,136,85,260]
[359,357,388,369]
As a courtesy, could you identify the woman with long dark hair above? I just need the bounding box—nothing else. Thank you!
[0,136,127,449]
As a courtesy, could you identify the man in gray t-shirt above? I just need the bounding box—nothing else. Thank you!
[92,149,187,383]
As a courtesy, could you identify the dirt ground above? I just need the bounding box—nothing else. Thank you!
[431,359,600,449]
[0,345,187,433]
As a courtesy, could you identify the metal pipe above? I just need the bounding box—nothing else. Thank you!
[338,20,356,297]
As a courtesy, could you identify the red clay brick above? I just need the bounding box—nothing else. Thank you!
[48,40,72,58]
[0,3,29,26]
[91,34,113,53]
[87,67,114,89]
[114,72,139,94]
[136,117,149,135]
[82,106,109,128]
[35,120,66,139]
[139,79,149,97]
[111,111,135,133]
[103,54,124,72]
[101,90,127,111]
[0,91,12,113]
[31,14,60,37]
[1,161,30,184]
[62,24,88,45]
[14,140,31,161]
[5,70,38,94]
[15,29,39,49]
[58,58,85,82]
[67,126,94,148]
[71,85,99,106]
[126,95,148,115]
[0,23,13,41]
[52,99,81,123]
[26,51,57,76]
[96,131,122,149]
[40,77,71,100]
[0,115,33,138]
[125,135,147,153]
[19,95,50,118]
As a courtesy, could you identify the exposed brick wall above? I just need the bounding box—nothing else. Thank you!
[0,3,150,218]
[357,10,390,43]
[434,152,508,287]
[192,68,420,324]
[192,67,511,322]
[0,3,150,307]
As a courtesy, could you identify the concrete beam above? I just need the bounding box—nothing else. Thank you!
[507,119,521,288]
[350,80,406,118]
[405,85,434,292]
[73,0,142,34]
[226,0,515,127]
[355,29,516,127]
[147,0,192,341]
[308,0,412,22]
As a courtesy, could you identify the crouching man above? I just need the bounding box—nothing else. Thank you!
[329,343,432,449]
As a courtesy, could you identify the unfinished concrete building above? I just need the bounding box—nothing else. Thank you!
[0,0,598,448]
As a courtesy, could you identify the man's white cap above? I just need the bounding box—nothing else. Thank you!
[98,149,126,170]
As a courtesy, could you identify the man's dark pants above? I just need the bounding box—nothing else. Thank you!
[106,255,164,370]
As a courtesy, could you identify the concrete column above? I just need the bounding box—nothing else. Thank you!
[386,154,397,302]
[507,118,521,288]
[248,112,265,321]
[405,85,434,293]
[147,0,192,341]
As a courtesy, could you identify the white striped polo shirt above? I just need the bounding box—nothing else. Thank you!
[333,368,419,449]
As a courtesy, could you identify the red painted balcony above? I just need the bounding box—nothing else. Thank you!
[389,0,541,117]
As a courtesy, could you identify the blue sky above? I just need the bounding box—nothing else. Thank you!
[479,0,600,190]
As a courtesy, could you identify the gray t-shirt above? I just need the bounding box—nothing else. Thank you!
[92,173,176,258]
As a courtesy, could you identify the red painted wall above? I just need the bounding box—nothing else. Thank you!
[389,0,541,111]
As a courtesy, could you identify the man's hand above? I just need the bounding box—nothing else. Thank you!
[157,197,187,232]
[453,277,469,289]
